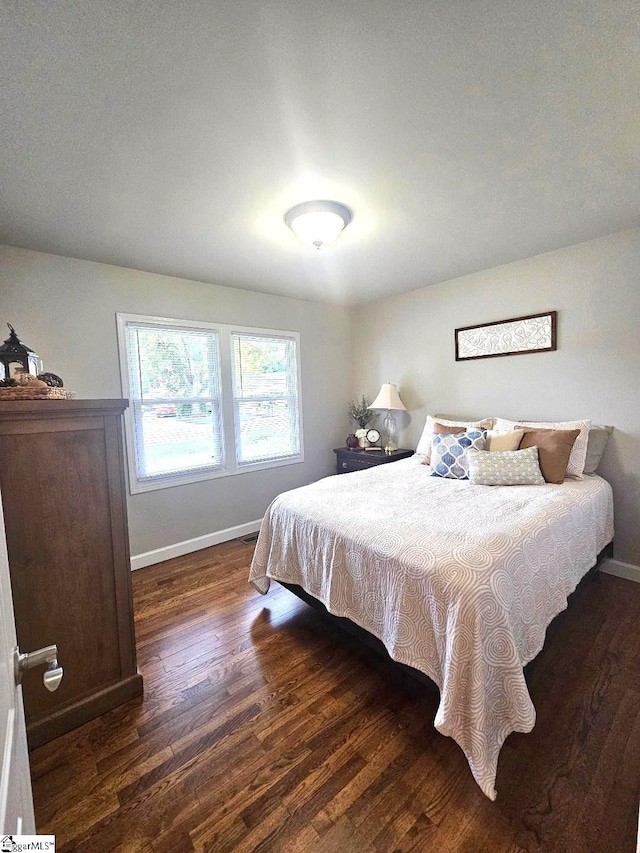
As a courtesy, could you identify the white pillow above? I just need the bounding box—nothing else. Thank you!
[493,417,591,478]
[485,429,524,451]
[416,415,494,457]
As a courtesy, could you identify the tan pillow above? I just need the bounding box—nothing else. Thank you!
[485,429,524,452]
[518,428,580,484]
[494,417,590,477]
[416,415,494,456]
[422,422,466,465]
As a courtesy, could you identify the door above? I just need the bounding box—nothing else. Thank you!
[0,488,35,835]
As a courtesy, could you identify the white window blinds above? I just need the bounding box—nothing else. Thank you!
[118,315,303,492]
[124,321,224,482]
[231,333,301,466]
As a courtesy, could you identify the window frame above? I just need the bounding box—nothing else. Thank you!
[230,330,302,469]
[116,313,304,494]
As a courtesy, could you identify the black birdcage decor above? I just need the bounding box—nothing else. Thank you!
[0,324,42,381]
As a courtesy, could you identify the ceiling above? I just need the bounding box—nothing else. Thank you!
[1,1,638,306]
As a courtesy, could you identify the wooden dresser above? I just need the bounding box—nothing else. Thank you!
[0,399,142,748]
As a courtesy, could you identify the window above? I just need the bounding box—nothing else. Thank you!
[232,333,301,466]
[117,314,303,493]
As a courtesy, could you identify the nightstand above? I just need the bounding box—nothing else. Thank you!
[333,447,414,474]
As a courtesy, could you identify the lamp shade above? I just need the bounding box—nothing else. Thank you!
[369,383,406,411]
[284,200,352,249]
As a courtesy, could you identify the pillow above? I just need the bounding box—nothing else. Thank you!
[416,415,494,457]
[493,417,590,478]
[430,430,486,479]
[485,429,524,452]
[421,422,466,465]
[518,428,580,484]
[467,446,546,486]
[583,425,613,475]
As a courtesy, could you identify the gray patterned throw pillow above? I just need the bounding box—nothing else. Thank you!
[467,446,546,486]
[430,430,487,479]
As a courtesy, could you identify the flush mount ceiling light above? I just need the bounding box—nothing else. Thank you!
[284,200,352,249]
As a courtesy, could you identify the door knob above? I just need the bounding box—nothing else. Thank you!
[43,664,64,692]
[14,644,64,692]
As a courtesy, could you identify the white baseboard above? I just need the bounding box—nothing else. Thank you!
[130,519,263,571]
[601,558,640,584]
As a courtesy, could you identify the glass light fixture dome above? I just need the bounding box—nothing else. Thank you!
[284,200,352,249]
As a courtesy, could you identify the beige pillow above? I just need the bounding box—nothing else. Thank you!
[416,415,494,457]
[518,428,580,484]
[494,417,590,478]
[467,446,546,486]
[485,429,524,452]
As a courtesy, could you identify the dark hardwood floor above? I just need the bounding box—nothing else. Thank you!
[30,539,640,852]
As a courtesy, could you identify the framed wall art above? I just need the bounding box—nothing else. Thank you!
[455,311,557,361]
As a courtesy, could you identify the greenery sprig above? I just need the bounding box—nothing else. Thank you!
[348,395,372,429]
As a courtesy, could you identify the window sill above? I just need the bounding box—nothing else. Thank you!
[129,453,305,494]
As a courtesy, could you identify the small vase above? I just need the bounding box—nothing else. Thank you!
[346,433,359,449]
[358,437,369,448]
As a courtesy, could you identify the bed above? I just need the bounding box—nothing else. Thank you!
[248,456,614,799]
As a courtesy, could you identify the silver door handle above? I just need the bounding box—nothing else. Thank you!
[14,644,64,692]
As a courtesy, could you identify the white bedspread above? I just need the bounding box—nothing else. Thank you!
[248,457,614,799]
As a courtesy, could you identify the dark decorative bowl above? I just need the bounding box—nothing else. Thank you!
[38,372,64,388]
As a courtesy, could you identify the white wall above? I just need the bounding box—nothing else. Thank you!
[0,245,352,557]
[351,228,640,567]
[3,232,639,568]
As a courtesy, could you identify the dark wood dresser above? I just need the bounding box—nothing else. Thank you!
[0,399,142,747]
[333,446,414,474]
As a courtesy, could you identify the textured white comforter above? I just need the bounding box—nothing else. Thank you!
[248,457,614,799]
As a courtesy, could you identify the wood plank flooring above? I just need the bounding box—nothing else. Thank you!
[30,539,640,852]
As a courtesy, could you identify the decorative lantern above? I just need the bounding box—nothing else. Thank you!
[0,324,42,381]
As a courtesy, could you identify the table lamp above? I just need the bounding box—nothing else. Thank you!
[369,383,407,453]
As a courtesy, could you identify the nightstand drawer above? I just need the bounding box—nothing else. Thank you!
[333,447,413,474]
[339,455,380,472]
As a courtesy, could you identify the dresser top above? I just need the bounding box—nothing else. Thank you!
[0,398,129,416]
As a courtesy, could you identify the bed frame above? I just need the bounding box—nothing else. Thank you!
[279,541,614,688]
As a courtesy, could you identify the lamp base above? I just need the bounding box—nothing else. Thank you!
[383,411,398,455]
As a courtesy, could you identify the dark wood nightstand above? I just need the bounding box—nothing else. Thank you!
[333,447,414,474]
